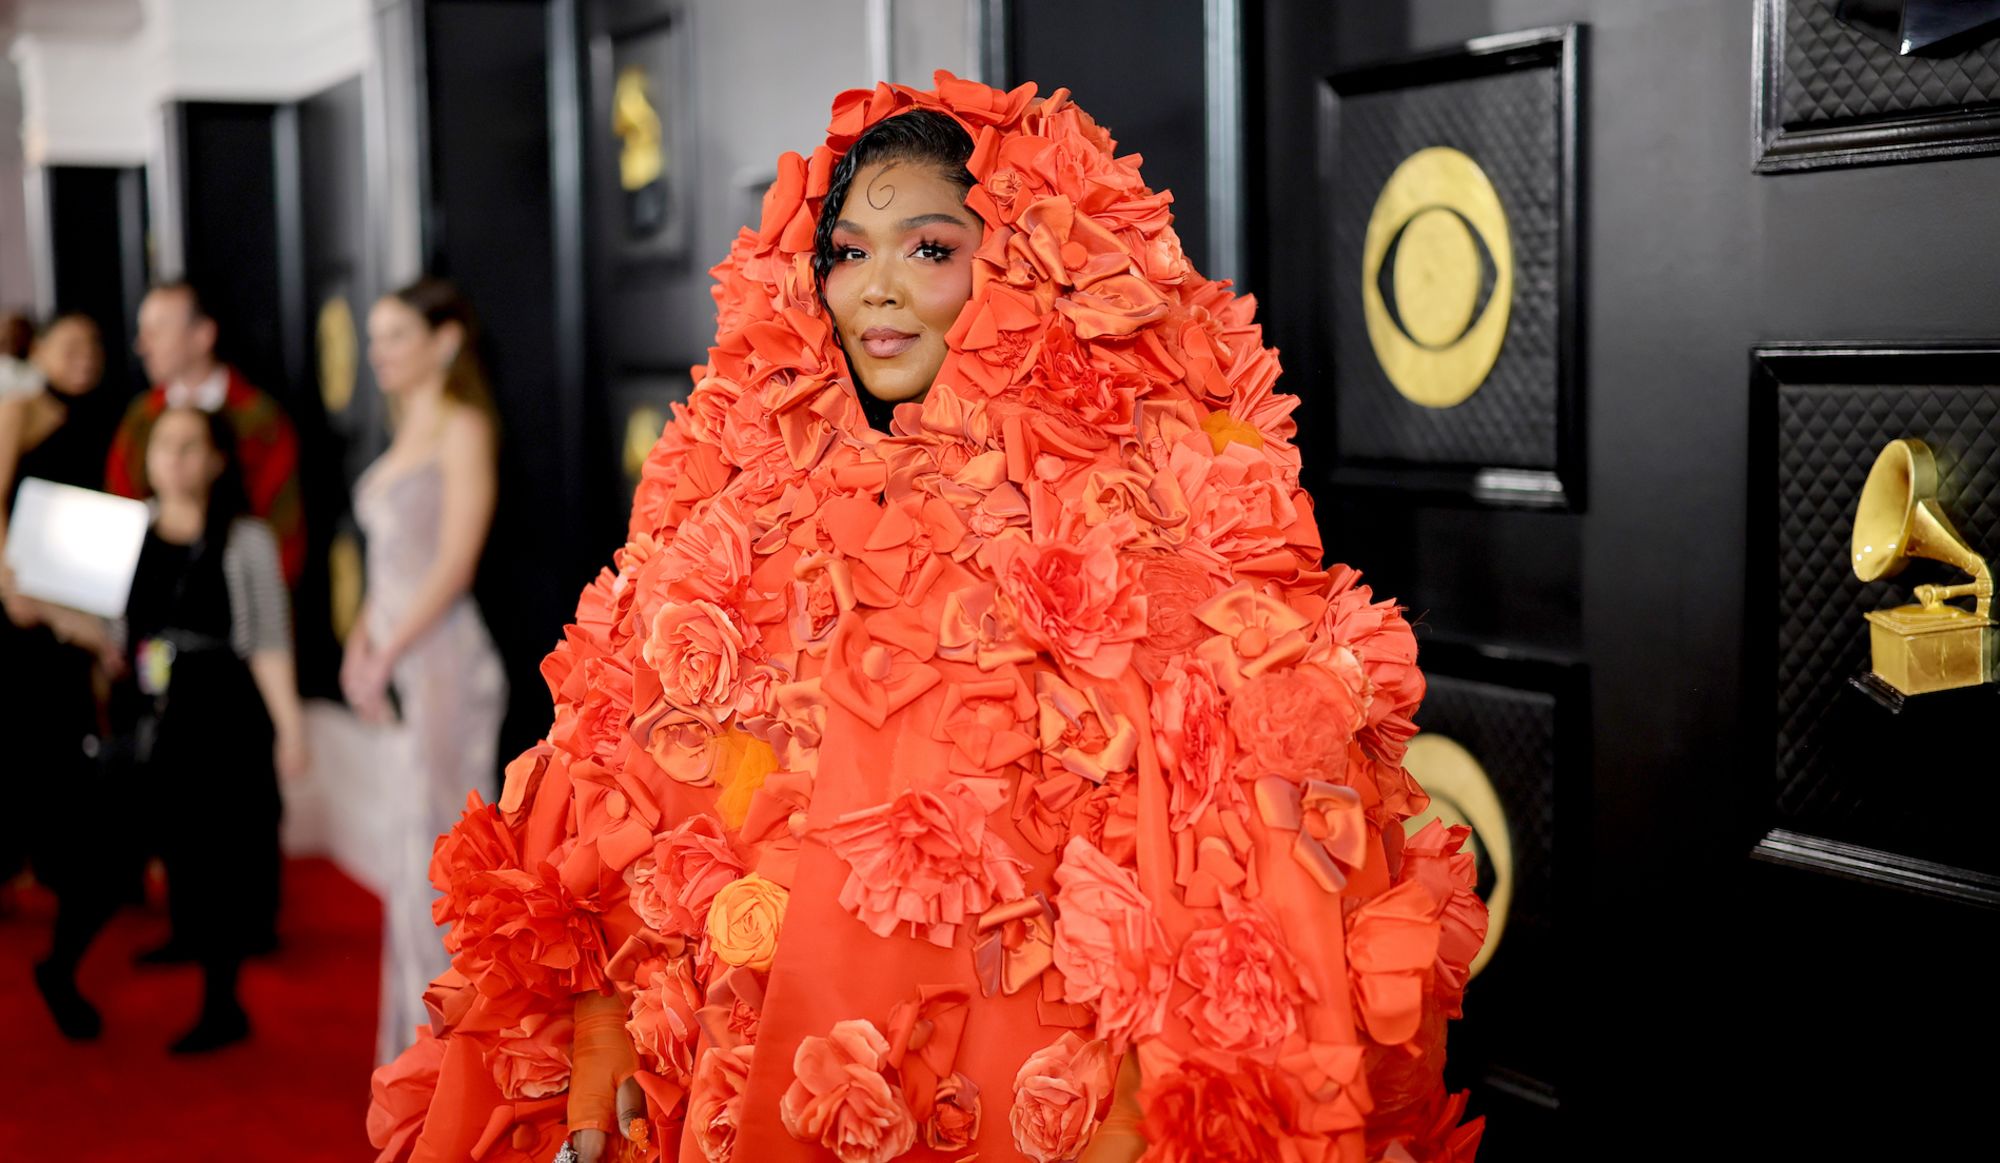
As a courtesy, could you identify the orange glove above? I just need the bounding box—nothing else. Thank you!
[569,991,639,1142]
[1079,1050,1147,1162]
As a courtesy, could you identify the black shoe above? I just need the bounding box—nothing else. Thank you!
[168,1006,249,1054]
[32,960,102,1041]
[133,940,197,967]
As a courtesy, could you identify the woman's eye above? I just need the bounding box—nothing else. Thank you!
[914,241,955,262]
[836,246,866,262]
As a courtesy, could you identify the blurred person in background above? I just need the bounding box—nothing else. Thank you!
[25,405,304,1053]
[341,276,506,1064]
[1,314,112,902]
[0,310,38,398]
[109,281,302,960]
[108,281,306,586]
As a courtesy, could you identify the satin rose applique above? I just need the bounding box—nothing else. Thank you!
[367,1025,445,1160]
[625,813,746,938]
[1009,1032,1117,1163]
[429,795,608,1004]
[1125,553,1222,672]
[1050,836,1173,1049]
[1393,820,1489,1017]
[625,956,704,1085]
[1313,564,1426,767]
[982,521,1148,680]
[1135,1057,1299,1163]
[779,1019,918,1163]
[643,598,757,719]
[1174,896,1315,1060]
[816,777,1030,948]
[1228,661,1365,787]
[481,1009,573,1100]
[1149,654,1235,830]
[706,872,789,973]
[925,1072,981,1151]
[689,1042,757,1163]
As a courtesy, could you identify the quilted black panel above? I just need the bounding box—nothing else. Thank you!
[1775,381,2000,873]
[1414,674,1557,942]
[1329,66,1563,470]
[1779,0,2000,128]
[1414,672,1560,1098]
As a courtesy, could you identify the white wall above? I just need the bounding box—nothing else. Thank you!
[10,0,371,168]
[0,53,32,310]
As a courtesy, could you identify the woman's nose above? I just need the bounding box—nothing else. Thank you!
[860,258,900,308]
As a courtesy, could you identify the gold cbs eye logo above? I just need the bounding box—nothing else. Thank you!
[1361,146,1513,409]
[1402,732,1513,978]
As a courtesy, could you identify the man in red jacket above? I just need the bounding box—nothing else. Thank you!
[106,282,304,585]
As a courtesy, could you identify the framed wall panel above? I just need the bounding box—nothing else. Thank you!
[1755,0,2000,172]
[1405,641,1586,1147]
[596,5,694,268]
[1318,26,1584,509]
[1753,343,2000,908]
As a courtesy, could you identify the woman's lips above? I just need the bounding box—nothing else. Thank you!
[859,329,919,360]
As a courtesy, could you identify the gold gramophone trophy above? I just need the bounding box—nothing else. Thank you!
[1851,438,1995,697]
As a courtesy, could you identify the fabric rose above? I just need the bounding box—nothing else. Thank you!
[1149,654,1234,830]
[647,493,755,604]
[545,649,634,767]
[625,813,746,937]
[1128,555,1218,682]
[983,521,1147,680]
[1136,1058,1298,1163]
[626,957,704,1084]
[1315,565,1426,766]
[1009,1032,1116,1163]
[644,598,753,715]
[482,1009,574,1099]
[925,1072,982,1151]
[1176,897,1313,1059]
[689,1043,757,1163]
[367,1025,445,1162]
[1050,836,1173,1048]
[779,1019,918,1163]
[1227,662,1365,786]
[1394,820,1489,1017]
[706,872,789,972]
[816,777,1030,948]
[429,795,608,1003]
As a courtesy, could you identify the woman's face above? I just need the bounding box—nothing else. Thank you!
[367,297,455,395]
[823,160,982,405]
[146,409,223,503]
[32,317,104,397]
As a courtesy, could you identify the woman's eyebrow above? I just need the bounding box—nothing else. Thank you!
[898,212,971,230]
[832,212,973,234]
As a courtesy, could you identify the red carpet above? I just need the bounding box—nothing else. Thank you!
[0,857,381,1162]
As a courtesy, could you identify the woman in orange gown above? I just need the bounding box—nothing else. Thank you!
[369,74,1487,1163]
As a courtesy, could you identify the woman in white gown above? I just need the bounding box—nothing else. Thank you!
[341,277,507,1063]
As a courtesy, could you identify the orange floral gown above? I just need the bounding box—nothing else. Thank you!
[367,73,1487,1163]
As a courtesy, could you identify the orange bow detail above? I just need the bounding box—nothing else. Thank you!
[1255,775,1368,894]
[971,895,1058,999]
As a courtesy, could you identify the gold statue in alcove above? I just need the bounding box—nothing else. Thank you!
[613,65,664,192]
[1851,437,1995,695]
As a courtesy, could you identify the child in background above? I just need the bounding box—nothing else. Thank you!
[29,405,306,1052]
